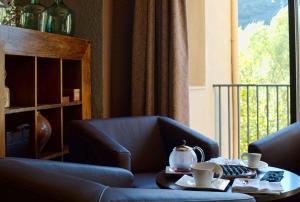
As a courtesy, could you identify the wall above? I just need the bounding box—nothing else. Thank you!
[109,0,134,117]
[102,0,112,118]
[187,0,205,87]
[188,0,233,140]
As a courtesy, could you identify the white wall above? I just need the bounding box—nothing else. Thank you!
[187,0,205,87]
[188,0,233,141]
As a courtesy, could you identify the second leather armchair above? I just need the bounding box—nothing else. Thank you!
[69,116,219,188]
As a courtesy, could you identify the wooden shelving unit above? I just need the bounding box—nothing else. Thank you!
[0,25,91,160]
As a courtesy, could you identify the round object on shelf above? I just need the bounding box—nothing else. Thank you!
[36,111,52,154]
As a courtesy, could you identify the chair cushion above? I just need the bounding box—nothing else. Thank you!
[133,173,160,189]
[9,158,134,187]
[88,116,167,173]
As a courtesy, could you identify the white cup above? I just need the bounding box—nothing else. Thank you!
[191,162,223,187]
[241,152,262,168]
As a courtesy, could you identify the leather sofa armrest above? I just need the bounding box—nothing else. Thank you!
[101,188,255,202]
[158,117,219,160]
[69,120,131,170]
[0,159,105,202]
[249,122,300,173]
[7,158,134,187]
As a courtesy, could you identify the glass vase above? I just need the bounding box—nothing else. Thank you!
[20,0,47,31]
[2,0,21,27]
[46,0,74,35]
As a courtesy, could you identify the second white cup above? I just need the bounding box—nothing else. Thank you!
[241,152,262,168]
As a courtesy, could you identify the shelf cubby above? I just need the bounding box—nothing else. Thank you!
[5,111,35,158]
[63,59,82,91]
[62,60,82,103]
[37,58,61,105]
[5,55,35,107]
[38,108,62,159]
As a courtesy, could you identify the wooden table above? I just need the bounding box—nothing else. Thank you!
[156,166,300,202]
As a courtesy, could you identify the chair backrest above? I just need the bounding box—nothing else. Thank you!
[249,121,300,175]
[88,116,167,173]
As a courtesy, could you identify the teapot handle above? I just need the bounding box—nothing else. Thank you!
[193,146,205,162]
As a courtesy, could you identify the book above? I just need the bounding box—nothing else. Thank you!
[232,178,283,195]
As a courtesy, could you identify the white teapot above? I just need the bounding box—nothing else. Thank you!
[169,140,205,172]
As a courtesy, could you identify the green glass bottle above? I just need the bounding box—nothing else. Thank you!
[46,0,74,35]
[20,0,47,31]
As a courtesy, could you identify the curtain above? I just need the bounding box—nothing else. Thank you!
[131,0,189,124]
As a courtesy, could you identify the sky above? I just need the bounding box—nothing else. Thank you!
[238,0,288,27]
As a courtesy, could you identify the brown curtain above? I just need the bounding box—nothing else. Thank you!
[131,0,189,124]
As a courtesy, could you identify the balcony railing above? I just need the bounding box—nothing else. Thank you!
[213,84,290,158]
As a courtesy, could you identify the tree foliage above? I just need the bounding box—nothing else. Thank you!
[238,7,290,155]
[239,7,289,84]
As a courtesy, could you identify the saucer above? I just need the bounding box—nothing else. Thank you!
[241,160,268,169]
[175,175,230,191]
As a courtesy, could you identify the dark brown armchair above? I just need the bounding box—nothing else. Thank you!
[69,116,219,188]
[0,158,254,202]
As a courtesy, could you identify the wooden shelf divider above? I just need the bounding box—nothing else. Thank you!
[5,107,36,114]
[62,101,82,107]
[5,102,83,115]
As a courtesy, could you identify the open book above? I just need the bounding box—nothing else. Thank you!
[232,178,283,195]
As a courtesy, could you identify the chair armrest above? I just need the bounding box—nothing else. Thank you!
[0,159,105,202]
[7,158,134,187]
[158,117,219,161]
[249,122,300,173]
[69,120,131,170]
[101,188,254,202]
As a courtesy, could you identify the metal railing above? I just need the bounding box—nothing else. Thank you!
[213,84,290,158]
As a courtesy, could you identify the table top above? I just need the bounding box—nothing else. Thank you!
[156,166,300,202]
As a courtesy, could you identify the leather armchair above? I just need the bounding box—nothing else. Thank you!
[249,122,300,175]
[0,158,255,202]
[69,116,219,188]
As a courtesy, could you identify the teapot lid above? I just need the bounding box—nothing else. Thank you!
[175,140,190,151]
